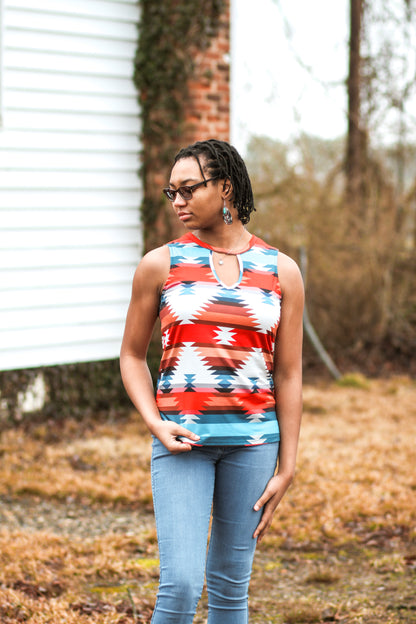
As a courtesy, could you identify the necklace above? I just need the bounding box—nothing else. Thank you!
[214,229,247,265]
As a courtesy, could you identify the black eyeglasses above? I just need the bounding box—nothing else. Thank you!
[163,177,218,202]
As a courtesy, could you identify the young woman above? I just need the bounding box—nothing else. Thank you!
[120,139,304,623]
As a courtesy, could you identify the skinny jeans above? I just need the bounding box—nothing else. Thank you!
[150,437,279,624]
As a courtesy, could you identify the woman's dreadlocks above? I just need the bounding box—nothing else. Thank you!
[173,139,255,224]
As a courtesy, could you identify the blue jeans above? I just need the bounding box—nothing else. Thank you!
[150,437,279,623]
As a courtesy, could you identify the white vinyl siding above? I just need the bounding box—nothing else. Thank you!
[0,0,142,371]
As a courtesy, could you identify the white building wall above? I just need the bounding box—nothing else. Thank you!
[0,0,142,371]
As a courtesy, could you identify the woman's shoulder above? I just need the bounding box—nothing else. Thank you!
[138,244,170,270]
[277,251,304,297]
[277,250,300,272]
[132,244,171,292]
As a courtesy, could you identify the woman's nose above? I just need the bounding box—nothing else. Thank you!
[173,192,187,207]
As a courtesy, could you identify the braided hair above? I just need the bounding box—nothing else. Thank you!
[173,139,255,224]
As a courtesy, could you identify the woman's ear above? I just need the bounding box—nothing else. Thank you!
[222,179,233,200]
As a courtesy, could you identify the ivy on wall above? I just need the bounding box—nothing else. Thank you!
[134,0,226,249]
[133,0,228,381]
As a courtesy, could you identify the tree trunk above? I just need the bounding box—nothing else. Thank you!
[346,0,365,214]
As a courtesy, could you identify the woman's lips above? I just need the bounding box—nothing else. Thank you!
[178,212,192,221]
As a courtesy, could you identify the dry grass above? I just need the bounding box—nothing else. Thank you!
[0,377,415,623]
[0,414,153,507]
[0,530,157,623]
[271,376,416,546]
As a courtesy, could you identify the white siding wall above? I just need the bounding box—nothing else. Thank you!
[0,0,142,371]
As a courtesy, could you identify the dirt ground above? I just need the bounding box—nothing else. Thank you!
[0,376,415,623]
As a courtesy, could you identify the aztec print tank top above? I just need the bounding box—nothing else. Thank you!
[155,232,282,446]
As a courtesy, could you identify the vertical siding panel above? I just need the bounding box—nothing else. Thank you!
[0,0,142,371]
[0,0,4,127]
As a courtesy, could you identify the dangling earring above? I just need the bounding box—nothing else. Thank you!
[222,204,233,225]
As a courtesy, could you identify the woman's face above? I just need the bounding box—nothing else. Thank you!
[167,157,225,231]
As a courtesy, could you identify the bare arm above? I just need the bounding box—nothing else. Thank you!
[120,246,200,453]
[253,252,304,540]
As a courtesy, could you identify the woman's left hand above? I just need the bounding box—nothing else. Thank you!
[252,473,293,542]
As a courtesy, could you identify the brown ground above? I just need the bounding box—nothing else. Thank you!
[0,375,415,623]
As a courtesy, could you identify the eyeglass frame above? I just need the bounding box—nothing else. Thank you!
[162,177,219,202]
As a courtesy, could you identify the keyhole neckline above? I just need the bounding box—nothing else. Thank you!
[209,252,243,289]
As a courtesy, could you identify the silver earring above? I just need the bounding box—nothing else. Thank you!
[222,204,233,225]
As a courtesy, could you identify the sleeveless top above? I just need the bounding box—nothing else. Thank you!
[155,232,282,446]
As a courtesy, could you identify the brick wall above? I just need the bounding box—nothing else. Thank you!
[183,1,230,143]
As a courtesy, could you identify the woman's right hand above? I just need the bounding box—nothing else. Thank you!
[153,420,200,453]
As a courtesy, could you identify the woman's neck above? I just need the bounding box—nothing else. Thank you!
[192,225,250,253]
